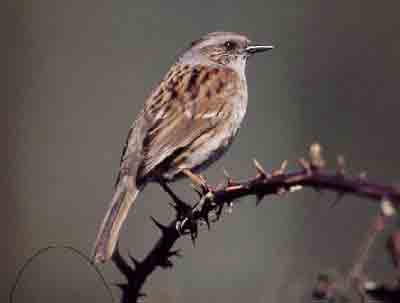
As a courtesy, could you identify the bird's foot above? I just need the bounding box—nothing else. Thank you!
[176,217,198,244]
[168,169,215,243]
[175,191,215,244]
[193,191,214,216]
[181,168,213,195]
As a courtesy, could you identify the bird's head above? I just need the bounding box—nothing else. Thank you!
[180,31,273,71]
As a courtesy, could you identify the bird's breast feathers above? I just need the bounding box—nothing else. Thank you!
[131,63,247,181]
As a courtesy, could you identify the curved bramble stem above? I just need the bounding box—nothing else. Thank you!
[112,144,400,302]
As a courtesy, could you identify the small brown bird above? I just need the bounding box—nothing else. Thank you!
[93,32,273,263]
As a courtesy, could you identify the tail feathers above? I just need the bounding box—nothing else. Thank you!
[93,176,139,263]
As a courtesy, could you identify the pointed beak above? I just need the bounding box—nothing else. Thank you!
[245,45,274,55]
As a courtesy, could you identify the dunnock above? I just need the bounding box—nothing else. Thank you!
[93,32,273,263]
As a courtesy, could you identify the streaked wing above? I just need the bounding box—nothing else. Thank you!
[136,64,241,179]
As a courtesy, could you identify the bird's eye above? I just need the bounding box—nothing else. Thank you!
[224,41,236,51]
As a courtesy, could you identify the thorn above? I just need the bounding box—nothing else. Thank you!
[337,155,346,176]
[222,167,231,179]
[330,192,344,208]
[255,193,265,206]
[169,202,182,215]
[201,213,211,230]
[150,216,167,233]
[169,198,191,219]
[289,185,303,193]
[299,158,312,175]
[226,202,234,214]
[215,176,226,191]
[277,187,287,195]
[214,204,224,221]
[272,160,288,176]
[381,197,396,217]
[190,224,198,246]
[137,292,147,299]
[280,160,288,172]
[309,142,325,169]
[363,280,378,291]
[159,258,173,268]
[115,283,127,291]
[128,254,141,268]
[359,171,367,181]
[226,185,243,192]
[223,168,237,186]
[253,158,268,178]
[203,217,210,230]
[167,249,182,258]
[161,182,191,210]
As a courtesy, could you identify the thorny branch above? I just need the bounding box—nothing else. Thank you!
[112,143,400,302]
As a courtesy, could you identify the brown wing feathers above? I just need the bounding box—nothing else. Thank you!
[136,64,240,179]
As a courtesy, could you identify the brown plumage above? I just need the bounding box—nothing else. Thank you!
[93,32,273,263]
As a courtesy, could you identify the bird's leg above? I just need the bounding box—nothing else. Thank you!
[193,192,214,215]
[181,168,214,230]
[180,168,211,194]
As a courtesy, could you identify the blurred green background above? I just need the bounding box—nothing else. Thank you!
[3,0,400,302]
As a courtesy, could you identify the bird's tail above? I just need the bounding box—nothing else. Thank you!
[93,176,140,263]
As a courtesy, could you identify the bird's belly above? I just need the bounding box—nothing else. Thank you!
[160,87,247,181]
[162,120,241,181]
[187,129,234,174]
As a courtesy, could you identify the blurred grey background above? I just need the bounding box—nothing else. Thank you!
[3,0,400,302]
